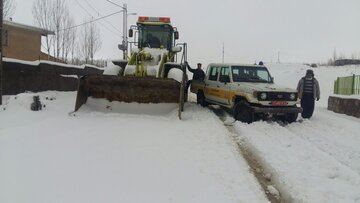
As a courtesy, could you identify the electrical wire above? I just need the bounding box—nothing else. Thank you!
[82,0,123,34]
[57,10,122,32]
[105,0,124,8]
[72,0,121,37]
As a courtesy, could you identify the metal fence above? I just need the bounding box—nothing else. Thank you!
[334,74,360,95]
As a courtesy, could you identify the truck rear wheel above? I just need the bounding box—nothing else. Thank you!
[197,91,208,107]
[234,101,254,123]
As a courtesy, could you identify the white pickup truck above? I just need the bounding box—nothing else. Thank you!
[190,63,302,123]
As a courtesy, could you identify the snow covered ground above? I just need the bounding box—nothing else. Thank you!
[1,63,360,202]
[232,63,360,202]
[0,92,268,203]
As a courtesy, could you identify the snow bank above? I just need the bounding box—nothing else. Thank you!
[4,57,104,70]
[103,63,122,75]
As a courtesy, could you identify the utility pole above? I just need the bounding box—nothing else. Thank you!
[122,3,127,60]
[277,51,280,63]
[107,1,136,60]
[0,0,3,105]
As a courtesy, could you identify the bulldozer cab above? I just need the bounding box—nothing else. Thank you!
[130,17,179,51]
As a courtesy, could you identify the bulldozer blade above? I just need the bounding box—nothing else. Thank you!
[75,75,181,111]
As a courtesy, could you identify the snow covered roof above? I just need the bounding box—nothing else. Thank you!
[3,20,55,36]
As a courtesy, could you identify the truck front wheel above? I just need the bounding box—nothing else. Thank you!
[233,101,254,123]
[197,91,208,107]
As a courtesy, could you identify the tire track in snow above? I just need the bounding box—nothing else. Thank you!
[208,106,283,203]
[207,105,360,202]
[231,118,360,202]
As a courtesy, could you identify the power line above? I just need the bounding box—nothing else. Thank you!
[82,0,122,34]
[82,0,100,16]
[57,10,122,32]
[74,0,92,16]
[72,0,121,37]
[105,0,124,8]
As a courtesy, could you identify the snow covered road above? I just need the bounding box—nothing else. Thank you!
[0,92,268,203]
[227,63,360,202]
[235,116,360,202]
[1,63,360,203]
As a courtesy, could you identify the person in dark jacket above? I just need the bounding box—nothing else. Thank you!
[185,61,205,94]
[186,62,205,80]
[297,69,320,119]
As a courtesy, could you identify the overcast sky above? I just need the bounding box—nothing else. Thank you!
[12,0,360,65]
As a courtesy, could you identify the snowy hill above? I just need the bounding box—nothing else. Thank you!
[1,63,360,202]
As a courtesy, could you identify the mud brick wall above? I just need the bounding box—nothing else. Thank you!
[328,96,360,118]
[3,60,104,95]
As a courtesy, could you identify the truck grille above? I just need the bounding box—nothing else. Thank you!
[258,92,297,101]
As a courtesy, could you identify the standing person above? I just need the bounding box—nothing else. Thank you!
[297,69,320,119]
[185,61,205,91]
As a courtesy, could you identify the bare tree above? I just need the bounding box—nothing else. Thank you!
[61,15,75,62]
[79,19,102,64]
[32,0,75,62]
[69,27,77,64]
[32,0,53,59]
[51,0,68,61]
[4,0,16,19]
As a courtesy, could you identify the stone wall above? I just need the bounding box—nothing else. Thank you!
[3,60,104,95]
[328,96,360,118]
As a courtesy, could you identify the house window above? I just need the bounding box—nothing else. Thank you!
[2,30,9,47]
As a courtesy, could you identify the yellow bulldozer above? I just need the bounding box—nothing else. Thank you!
[74,16,188,118]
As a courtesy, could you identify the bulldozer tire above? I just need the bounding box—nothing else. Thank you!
[233,101,254,123]
[197,91,208,107]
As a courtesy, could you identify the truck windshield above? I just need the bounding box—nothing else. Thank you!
[231,66,273,83]
[138,24,173,49]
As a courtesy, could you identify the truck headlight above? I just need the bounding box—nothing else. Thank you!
[290,93,296,100]
[260,92,267,100]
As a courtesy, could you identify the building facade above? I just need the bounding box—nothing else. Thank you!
[2,20,55,61]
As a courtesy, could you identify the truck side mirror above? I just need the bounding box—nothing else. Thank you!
[129,29,133,38]
[174,31,179,40]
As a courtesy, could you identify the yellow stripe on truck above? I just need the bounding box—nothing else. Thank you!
[205,88,235,100]
[206,87,249,102]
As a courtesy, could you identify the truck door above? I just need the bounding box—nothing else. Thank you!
[217,66,231,104]
[204,66,220,101]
